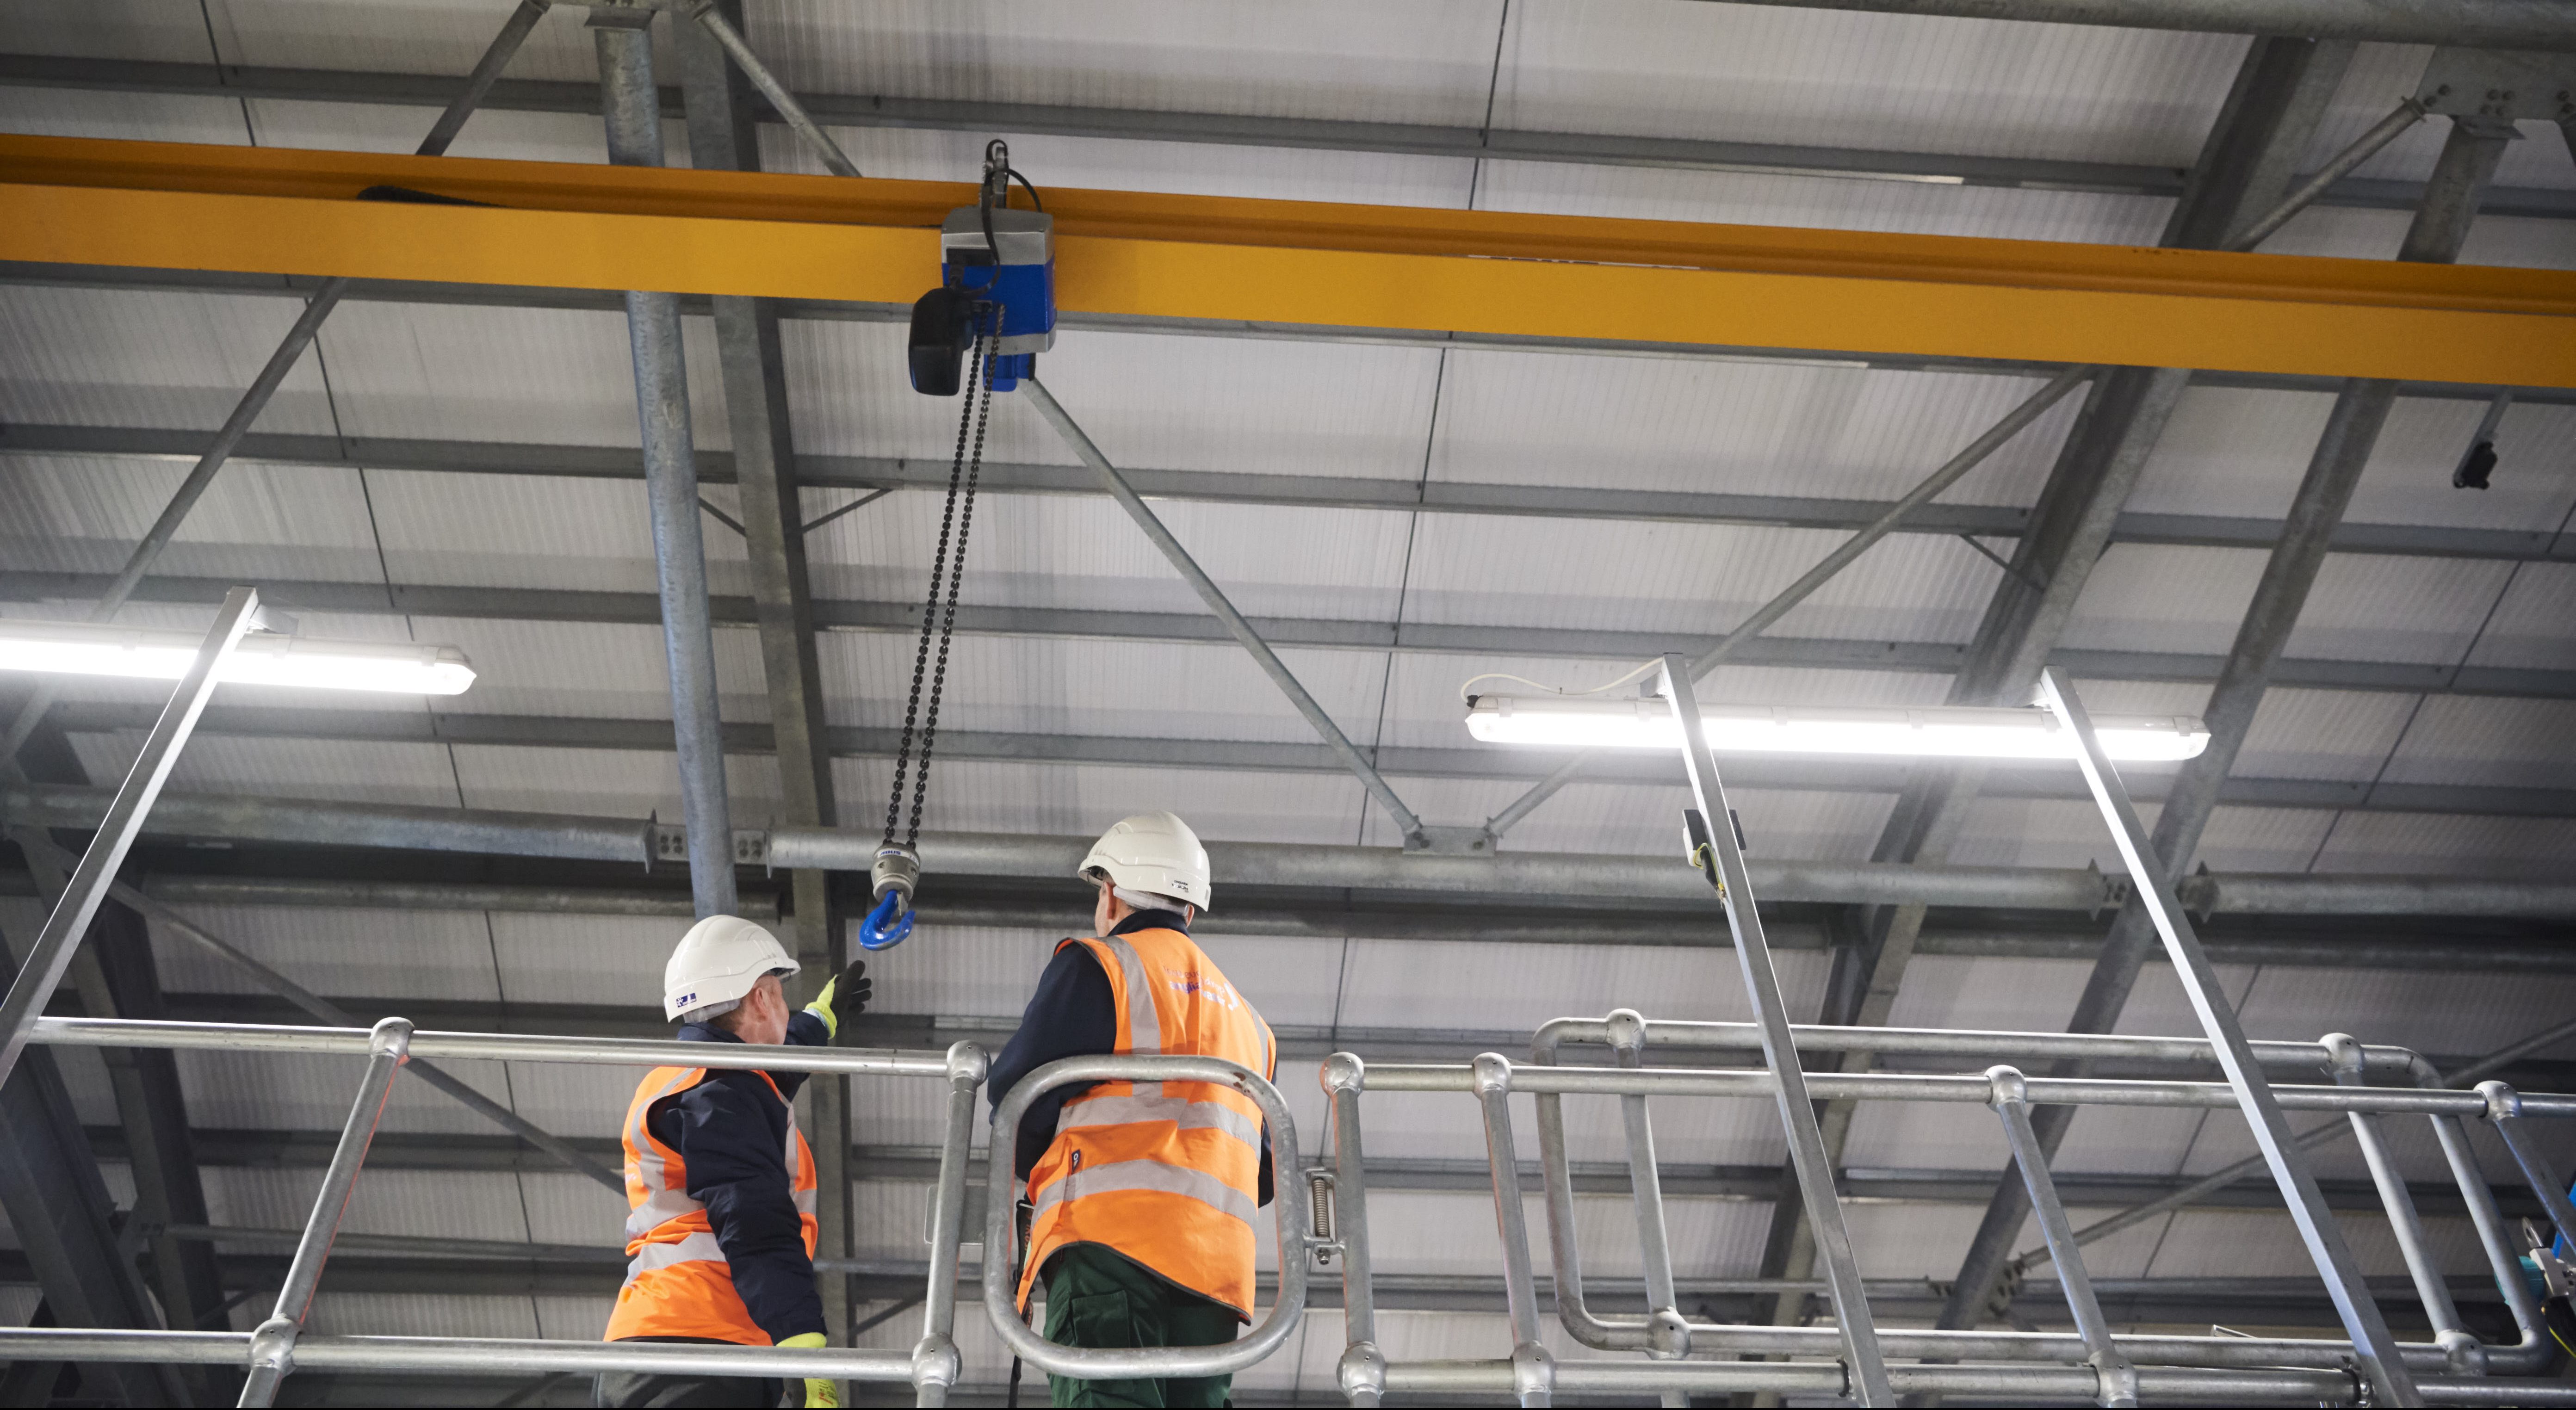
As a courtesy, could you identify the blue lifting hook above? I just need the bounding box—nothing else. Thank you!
[860,844,922,951]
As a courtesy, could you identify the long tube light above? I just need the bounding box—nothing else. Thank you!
[0,621,476,695]
[1467,696,2208,761]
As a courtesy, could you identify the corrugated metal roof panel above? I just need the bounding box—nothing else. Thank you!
[818,631,1391,745]
[1500,0,2246,167]
[739,0,1502,126]
[1334,935,1827,1034]
[318,301,731,448]
[0,84,251,143]
[0,286,341,434]
[485,912,694,1010]
[364,470,753,596]
[408,616,771,723]
[303,1292,542,1340]
[786,322,1446,480]
[2312,811,2576,881]
[806,492,1414,624]
[828,756,1371,845]
[1477,156,2175,243]
[68,730,466,809]
[2468,563,2576,672]
[2062,544,2515,665]
[144,900,500,1001]
[2260,203,2576,272]
[204,0,614,84]
[2377,694,2576,789]
[2140,1206,2485,1281]
[243,98,619,165]
[769,122,1480,207]
[2126,386,2576,536]
[449,741,781,823]
[1399,513,2000,642]
[0,453,385,583]
[173,1047,521,1133]
[1427,349,2077,506]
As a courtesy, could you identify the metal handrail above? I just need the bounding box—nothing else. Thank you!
[1336,1019,2576,1407]
[9,1014,987,1407]
[982,1052,1311,1379]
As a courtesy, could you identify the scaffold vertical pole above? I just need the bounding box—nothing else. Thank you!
[1984,1065,2136,1409]
[2036,667,2419,1407]
[1326,1054,1386,1408]
[1658,655,1893,1406]
[910,1043,981,1406]
[1607,1009,1690,1407]
[237,1016,411,1407]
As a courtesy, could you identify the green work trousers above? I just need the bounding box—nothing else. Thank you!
[1040,1243,1241,1408]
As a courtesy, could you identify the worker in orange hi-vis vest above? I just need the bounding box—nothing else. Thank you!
[597,915,870,1410]
[988,812,1279,1409]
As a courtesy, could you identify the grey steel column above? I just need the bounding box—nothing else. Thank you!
[595,6,737,919]
[1983,1066,2136,1410]
[908,1043,980,1407]
[1324,1055,1386,1408]
[1660,654,1893,1406]
[237,1016,412,1408]
[672,0,847,1347]
[0,587,258,1089]
[2037,668,2417,1407]
[1022,377,1429,846]
[0,0,553,768]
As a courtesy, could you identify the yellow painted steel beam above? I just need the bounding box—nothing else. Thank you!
[5,135,2573,387]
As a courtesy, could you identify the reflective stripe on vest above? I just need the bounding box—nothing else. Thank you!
[604,1061,817,1346]
[1019,927,1276,1318]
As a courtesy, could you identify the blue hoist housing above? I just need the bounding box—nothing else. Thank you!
[908,140,1054,395]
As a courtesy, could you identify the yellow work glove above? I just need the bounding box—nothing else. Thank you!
[778,1332,837,1407]
[803,959,871,1041]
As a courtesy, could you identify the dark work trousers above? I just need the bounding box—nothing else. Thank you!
[1041,1243,1241,1408]
[592,1336,783,1409]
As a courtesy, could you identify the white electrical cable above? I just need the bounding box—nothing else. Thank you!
[1459,658,1660,705]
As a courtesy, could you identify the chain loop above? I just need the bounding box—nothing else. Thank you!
[883,315,999,851]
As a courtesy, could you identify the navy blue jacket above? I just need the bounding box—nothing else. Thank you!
[988,910,1274,1205]
[648,1010,830,1345]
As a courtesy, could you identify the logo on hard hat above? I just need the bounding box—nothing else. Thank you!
[674,992,695,1008]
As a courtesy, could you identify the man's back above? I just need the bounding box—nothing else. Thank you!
[998,916,1278,1317]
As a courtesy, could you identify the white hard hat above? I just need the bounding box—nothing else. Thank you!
[663,915,800,1022]
[1079,811,1212,913]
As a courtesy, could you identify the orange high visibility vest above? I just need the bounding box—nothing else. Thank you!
[1019,927,1278,1318]
[604,1064,819,1345]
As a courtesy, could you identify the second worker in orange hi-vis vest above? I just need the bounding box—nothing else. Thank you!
[988,811,1278,1410]
[596,916,872,1410]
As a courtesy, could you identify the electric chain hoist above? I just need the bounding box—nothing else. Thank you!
[864,141,1057,952]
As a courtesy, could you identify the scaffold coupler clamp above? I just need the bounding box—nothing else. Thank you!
[861,843,922,951]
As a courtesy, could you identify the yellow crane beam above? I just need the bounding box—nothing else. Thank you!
[5,135,2572,386]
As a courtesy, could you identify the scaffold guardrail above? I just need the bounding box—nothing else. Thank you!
[1317,1012,2576,1408]
[2,1010,2572,1406]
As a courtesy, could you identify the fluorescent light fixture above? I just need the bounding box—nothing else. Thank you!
[1467,696,2208,762]
[0,621,477,695]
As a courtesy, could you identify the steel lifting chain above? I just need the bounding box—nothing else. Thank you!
[863,318,999,950]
